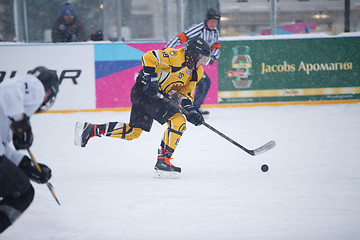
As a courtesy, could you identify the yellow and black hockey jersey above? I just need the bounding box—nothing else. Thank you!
[141,47,204,103]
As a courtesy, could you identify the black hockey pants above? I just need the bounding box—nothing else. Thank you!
[0,155,34,233]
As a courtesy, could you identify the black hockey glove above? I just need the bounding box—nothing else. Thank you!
[11,114,33,150]
[19,156,52,184]
[143,72,159,98]
[183,104,204,126]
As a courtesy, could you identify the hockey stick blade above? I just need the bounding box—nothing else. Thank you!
[202,122,275,156]
[251,140,276,156]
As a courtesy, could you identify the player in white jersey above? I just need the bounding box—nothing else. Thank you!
[165,8,221,115]
[0,66,59,233]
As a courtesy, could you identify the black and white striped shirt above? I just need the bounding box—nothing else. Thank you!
[165,22,221,60]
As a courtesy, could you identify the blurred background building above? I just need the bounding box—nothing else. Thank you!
[0,0,359,43]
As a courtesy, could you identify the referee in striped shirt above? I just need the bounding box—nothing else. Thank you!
[165,8,221,115]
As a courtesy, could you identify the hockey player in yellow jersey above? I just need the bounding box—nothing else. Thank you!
[74,37,211,178]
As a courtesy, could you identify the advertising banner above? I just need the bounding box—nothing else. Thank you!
[0,43,95,110]
[94,42,219,108]
[218,36,360,104]
[94,43,164,108]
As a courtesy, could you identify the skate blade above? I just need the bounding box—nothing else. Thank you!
[153,170,180,179]
[74,121,84,147]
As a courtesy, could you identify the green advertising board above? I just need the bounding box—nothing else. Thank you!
[218,36,360,104]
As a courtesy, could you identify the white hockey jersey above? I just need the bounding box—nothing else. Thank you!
[0,74,45,165]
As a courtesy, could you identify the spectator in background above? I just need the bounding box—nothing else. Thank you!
[52,2,85,42]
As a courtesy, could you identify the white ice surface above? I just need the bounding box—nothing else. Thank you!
[1,103,360,240]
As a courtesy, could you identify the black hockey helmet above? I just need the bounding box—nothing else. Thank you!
[28,66,59,112]
[184,37,211,70]
[205,7,221,22]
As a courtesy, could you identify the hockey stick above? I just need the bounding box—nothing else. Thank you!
[27,149,61,205]
[157,93,276,156]
[200,122,275,156]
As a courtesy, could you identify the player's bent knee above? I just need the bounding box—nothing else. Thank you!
[0,185,34,233]
[169,113,187,133]
[125,127,143,140]
[131,128,143,139]
[0,155,31,198]
[8,185,35,214]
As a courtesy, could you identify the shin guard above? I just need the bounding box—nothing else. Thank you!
[160,113,186,152]
[106,122,143,140]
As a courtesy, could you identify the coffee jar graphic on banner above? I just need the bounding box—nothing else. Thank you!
[226,46,252,88]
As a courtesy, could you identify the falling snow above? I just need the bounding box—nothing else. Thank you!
[2,103,360,240]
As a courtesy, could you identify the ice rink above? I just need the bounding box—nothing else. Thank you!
[2,103,360,240]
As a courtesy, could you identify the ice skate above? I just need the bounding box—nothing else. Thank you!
[74,121,98,147]
[154,152,181,179]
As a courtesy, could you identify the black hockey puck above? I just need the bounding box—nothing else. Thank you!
[261,164,269,172]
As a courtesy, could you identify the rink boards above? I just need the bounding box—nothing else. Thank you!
[0,34,359,111]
